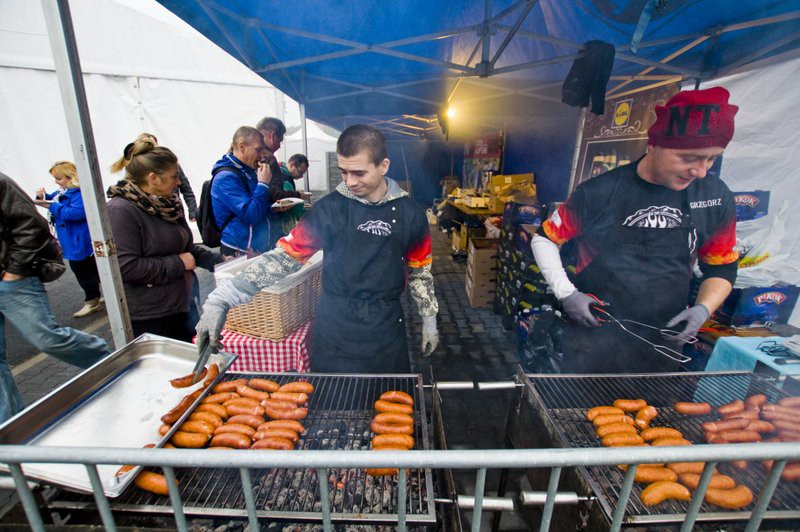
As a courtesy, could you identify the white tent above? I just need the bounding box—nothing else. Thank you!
[0,0,336,207]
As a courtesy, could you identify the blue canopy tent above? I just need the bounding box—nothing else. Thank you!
[157,0,800,203]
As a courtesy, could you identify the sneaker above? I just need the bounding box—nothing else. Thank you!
[73,298,103,318]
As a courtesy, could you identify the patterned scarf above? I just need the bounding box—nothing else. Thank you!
[106,180,184,223]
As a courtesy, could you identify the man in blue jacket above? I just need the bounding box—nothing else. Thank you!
[211,126,275,257]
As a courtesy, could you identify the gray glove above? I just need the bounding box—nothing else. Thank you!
[666,304,709,343]
[421,315,439,357]
[561,291,600,328]
[195,280,254,354]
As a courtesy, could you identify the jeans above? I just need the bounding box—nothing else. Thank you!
[0,276,110,423]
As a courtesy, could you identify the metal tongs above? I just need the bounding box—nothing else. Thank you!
[190,342,214,385]
[587,295,694,364]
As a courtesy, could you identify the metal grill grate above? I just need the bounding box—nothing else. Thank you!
[50,373,436,524]
[522,371,800,524]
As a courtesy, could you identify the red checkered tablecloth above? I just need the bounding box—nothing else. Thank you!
[220,321,311,373]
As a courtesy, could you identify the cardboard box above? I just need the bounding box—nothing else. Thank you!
[465,267,496,307]
[714,284,800,326]
[451,225,467,251]
[468,237,498,271]
[487,173,534,196]
[464,195,490,208]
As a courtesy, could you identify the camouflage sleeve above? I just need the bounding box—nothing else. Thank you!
[408,264,438,317]
[231,247,303,296]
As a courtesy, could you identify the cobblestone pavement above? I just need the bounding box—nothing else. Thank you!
[2,226,531,530]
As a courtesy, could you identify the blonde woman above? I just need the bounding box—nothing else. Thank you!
[34,161,102,317]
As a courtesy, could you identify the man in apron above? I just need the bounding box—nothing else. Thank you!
[532,87,740,373]
[196,124,439,373]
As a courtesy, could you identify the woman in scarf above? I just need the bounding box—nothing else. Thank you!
[108,138,221,341]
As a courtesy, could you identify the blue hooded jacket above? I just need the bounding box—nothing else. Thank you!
[210,153,272,253]
[47,187,93,261]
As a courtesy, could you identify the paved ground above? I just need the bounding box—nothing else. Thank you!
[2,226,531,530]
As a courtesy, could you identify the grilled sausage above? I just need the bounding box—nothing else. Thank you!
[214,423,256,438]
[770,419,800,432]
[258,419,305,434]
[278,381,315,394]
[651,437,691,447]
[744,393,767,409]
[778,429,800,441]
[261,398,300,411]
[170,430,210,448]
[226,404,265,417]
[366,445,409,476]
[762,410,800,424]
[210,432,251,449]
[596,423,638,438]
[717,399,745,415]
[226,414,265,429]
[674,401,712,415]
[379,390,414,406]
[640,427,683,442]
[195,403,228,419]
[208,446,234,450]
[668,462,708,475]
[592,414,635,427]
[251,437,294,450]
[188,411,224,429]
[374,399,413,415]
[600,433,645,447]
[631,465,678,483]
[202,392,239,404]
[762,403,800,416]
[177,420,215,436]
[212,379,248,393]
[161,389,204,425]
[158,424,171,436]
[249,378,281,392]
[777,396,800,408]
[269,391,309,404]
[372,433,415,449]
[223,397,261,409]
[170,367,206,388]
[373,412,414,426]
[263,404,307,420]
[730,460,749,470]
[701,418,749,433]
[370,420,414,435]
[716,430,761,443]
[640,481,692,505]
[236,385,270,401]
[586,406,624,421]
[613,399,647,413]
[253,428,299,442]
[723,409,760,421]
[134,471,172,495]
[746,420,775,434]
[116,444,156,477]
[635,406,658,429]
[202,363,219,388]
[781,462,800,481]
[678,473,736,490]
[704,485,753,509]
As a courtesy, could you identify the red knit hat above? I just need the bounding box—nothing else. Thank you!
[648,87,738,149]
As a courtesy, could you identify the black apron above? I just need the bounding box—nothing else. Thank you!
[560,189,695,373]
[309,198,413,373]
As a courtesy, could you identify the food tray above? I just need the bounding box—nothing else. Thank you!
[0,334,237,497]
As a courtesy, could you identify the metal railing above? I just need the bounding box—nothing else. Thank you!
[2,442,799,532]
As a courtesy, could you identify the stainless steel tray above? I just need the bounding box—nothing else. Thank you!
[0,334,237,497]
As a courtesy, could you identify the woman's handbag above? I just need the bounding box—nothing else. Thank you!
[32,236,66,282]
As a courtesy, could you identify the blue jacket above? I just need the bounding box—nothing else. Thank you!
[210,153,272,253]
[47,187,93,261]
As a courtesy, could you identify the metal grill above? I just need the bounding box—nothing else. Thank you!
[49,373,436,525]
[521,369,800,524]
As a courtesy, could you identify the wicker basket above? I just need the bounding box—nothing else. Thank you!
[224,259,323,341]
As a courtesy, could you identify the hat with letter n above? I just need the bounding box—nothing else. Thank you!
[648,86,739,149]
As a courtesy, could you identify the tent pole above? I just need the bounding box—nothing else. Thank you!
[567,108,587,195]
[40,0,133,349]
[300,103,310,191]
